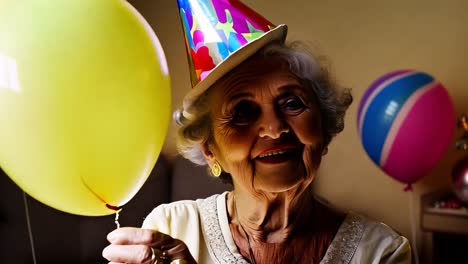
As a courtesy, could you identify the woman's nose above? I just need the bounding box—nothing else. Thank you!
[258,109,289,139]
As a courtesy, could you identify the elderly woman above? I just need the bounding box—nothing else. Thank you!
[102,41,411,263]
[103,1,411,263]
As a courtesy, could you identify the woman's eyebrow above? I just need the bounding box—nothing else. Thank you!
[225,91,253,103]
[220,92,253,114]
[277,84,305,95]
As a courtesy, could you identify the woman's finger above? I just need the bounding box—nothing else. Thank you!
[107,227,156,245]
[105,228,196,263]
[102,244,153,264]
[107,227,176,247]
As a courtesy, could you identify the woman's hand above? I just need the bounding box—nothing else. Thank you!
[102,227,197,264]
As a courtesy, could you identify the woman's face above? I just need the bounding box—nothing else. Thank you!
[206,55,324,194]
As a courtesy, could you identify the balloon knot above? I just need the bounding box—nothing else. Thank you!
[403,184,413,192]
[106,204,122,212]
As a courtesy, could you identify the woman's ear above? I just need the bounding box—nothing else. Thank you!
[200,142,216,165]
[201,142,224,177]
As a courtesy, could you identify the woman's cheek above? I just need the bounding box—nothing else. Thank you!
[215,135,254,172]
[290,112,323,146]
[218,130,255,158]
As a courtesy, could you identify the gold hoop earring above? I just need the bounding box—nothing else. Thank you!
[211,160,222,177]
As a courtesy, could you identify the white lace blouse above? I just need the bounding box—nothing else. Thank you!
[142,192,411,263]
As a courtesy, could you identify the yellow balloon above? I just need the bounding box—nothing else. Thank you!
[0,0,170,216]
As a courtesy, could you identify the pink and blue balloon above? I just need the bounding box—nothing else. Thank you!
[357,70,455,187]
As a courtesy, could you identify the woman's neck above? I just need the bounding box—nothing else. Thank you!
[227,186,315,243]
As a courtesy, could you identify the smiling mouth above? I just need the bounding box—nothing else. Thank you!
[256,147,301,164]
[258,149,294,158]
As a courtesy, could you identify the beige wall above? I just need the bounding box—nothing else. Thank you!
[129,0,468,260]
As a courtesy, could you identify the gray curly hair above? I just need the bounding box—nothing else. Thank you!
[174,41,353,184]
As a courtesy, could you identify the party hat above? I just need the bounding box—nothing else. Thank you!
[177,0,287,112]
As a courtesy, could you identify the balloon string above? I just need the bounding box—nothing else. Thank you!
[408,190,420,264]
[23,192,37,264]
[115,210,120,229]
[403,183,413,192]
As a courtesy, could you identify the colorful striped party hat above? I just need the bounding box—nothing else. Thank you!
[176,0,287,114]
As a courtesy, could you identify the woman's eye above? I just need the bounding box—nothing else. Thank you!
[279,96,306,115]
[230,101,258,125]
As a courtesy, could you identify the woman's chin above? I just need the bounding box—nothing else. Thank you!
[250,155,313,192]
[253,169,310,193]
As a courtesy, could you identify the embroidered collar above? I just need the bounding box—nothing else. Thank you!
[320,213,365,263]
[198,194,249,264]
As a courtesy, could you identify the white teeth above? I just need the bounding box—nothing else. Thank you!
[259,150,288,158]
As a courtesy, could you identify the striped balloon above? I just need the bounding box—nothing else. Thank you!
[358,70,456,186]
